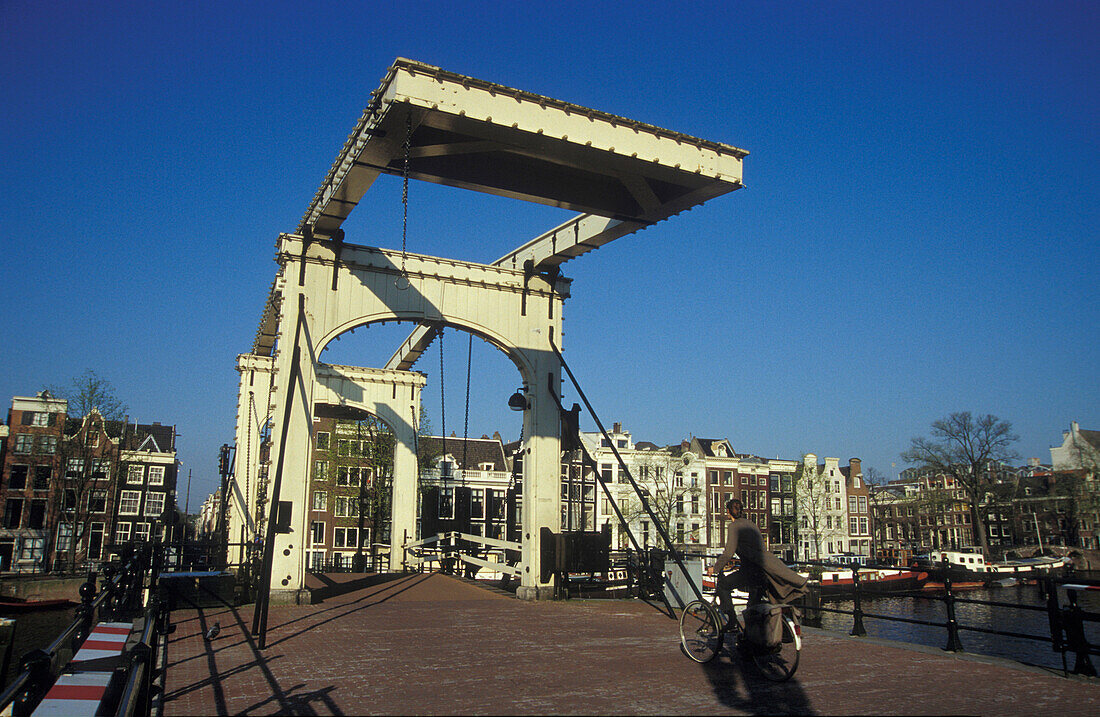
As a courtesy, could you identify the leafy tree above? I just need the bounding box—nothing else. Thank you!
[864,466,890,557]
[901,412,1019,558]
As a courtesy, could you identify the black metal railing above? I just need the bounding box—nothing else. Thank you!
[0,541,174,717]
[797,561,1098,677]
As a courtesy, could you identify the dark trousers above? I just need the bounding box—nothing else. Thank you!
[717,564,764,615]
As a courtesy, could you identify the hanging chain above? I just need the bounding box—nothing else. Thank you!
[439,327,447,477]
[462,333,471,479]
[400,111,412,280]
[245,392,253,534]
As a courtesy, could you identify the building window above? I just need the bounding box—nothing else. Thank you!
[31,411,49,427]
[8,465,28,490]
[119,491,141,515]
[722,471,733,486]
[848,496,857,514]
[690,494,699,514]
[56,523,73,553]
[144,492,165,517]
[134,523,151,542]
[315,461,328,480]
[334,496,359,518]
[316,432,330,450]
[28,499,46,529]
[859,517,868,535]
[359,467,373,486]
[91,460,109,479]
[14,435,32,454]
[470,489,484,520]
[40,436,57,454]
[128,465,145,484]
[148,466,165,486]
[850,517,859,535]
[336,466,353,486]
[89,490,107,513]
[311,521,325,545]
[32,465,50,490]
[600,464,613,483]
[312,491,327,511]
[66,459,84,478]
[333,527,358,549]
[858,496,868,512]
[88,523,105,561]
[488,489,506,519]
[439,488,455,520]
[116,522,132,543]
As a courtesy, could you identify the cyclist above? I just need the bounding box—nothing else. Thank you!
[708,497,807,621]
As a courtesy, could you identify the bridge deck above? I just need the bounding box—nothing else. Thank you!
[163,573,1099,715]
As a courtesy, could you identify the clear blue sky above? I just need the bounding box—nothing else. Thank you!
[2,1,1097,506]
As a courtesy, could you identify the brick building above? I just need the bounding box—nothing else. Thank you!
[1,391,179,573]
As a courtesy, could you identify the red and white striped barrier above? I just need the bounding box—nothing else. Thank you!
[31,622,132,717]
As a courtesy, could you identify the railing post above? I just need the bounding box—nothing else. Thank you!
[850,562,867,637]
[14,649,50,717]
[942,575,963,652]
[71,571,97,653]
[801,580,822,628]
[1045,577,1063,655]
[1063,589,1097,676]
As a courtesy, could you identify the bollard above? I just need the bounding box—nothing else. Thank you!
[1063,590,1097,677]
[802,581,823,628]
[942,575,963,652]
[850,562,867,637]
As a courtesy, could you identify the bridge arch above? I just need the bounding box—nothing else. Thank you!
[264,235,567,602]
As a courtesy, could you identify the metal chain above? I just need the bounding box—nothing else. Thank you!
[439,327,446,477]
[462,333,471,479]
[400,111,411,280]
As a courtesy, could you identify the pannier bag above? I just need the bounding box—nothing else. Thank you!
[742,603,784,649]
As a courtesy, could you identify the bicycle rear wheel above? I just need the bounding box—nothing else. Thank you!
[679,600,722,663]
[751,614,801,681]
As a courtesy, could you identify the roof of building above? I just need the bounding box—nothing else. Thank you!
[419,436,507,471]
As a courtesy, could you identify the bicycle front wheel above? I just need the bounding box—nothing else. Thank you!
[679,600,722,663]
[751,614,801,681]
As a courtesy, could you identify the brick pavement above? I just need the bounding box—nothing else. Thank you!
[163,572,1100,715]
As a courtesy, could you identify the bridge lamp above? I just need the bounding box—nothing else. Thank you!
[507,388,528,412]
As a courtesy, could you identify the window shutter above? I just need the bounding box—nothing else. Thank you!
[48,413,57,426]
[21,412,33,425]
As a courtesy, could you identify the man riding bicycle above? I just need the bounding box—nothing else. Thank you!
[708,497,807,619]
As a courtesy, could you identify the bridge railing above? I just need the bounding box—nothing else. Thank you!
[402,531,523,579]
[0,544,153,716]
[796,560,1099,677]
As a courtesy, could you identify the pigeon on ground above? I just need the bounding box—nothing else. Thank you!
[204,622,220,640]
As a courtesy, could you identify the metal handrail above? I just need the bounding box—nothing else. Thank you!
[0,546,153,716]
[799,569,1099,676]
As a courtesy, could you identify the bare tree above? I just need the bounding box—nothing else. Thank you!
[53,370,129,421]
[619,451,701,548]
[901,412,1019,558]
[794,457,829,561]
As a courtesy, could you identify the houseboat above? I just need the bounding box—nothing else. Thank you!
[816,567,927,597]
[916,549,1068,588]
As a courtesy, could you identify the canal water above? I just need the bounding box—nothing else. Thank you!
[818,584,1100,671]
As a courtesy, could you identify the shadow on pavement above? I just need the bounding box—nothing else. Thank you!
[699,650,815,715]
[164,597,345,716]
[306,571,410,603]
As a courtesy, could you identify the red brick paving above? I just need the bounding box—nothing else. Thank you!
[163,572,1100,715]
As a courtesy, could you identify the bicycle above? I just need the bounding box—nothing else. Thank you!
[679,595,802,681]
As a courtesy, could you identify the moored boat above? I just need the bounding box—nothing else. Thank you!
[817,567,927,596]
[915,549,1068,587]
